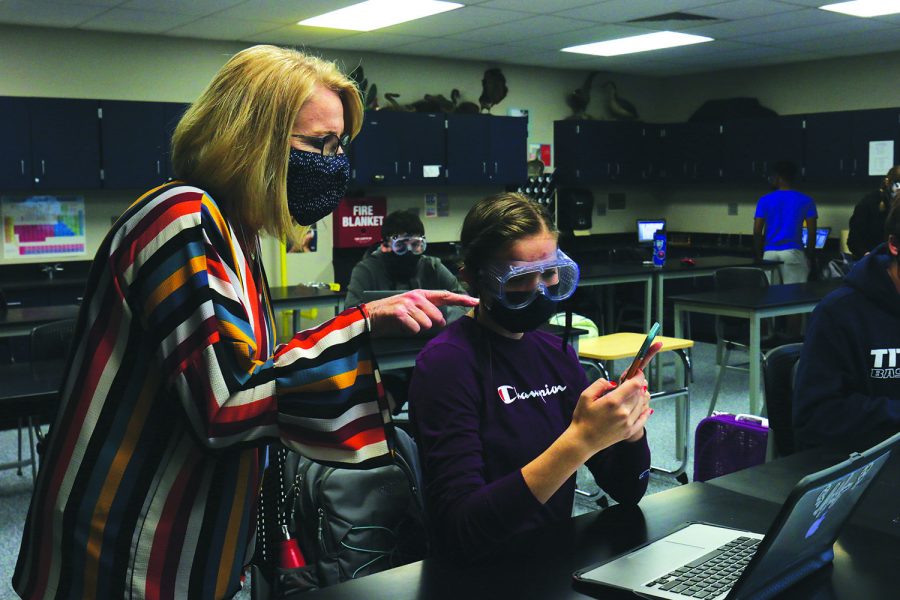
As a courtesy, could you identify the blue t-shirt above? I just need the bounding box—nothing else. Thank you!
[755,189,817,251]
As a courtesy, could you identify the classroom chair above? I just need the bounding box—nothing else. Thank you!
[762,343,803,460]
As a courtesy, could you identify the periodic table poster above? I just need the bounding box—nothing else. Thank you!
[1,195,87,259]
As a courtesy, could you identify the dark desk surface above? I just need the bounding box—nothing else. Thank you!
[300,450,899,600]
[0,360,64,418]
[576,256,780,285]
[669,279,842,310]
[268,285,346,305]
[0,305,80,334]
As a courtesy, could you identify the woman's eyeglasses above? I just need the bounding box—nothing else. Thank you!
[290,133,350,156]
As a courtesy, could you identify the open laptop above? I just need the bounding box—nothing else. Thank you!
[574,431,900,600]
[801,226,831,250]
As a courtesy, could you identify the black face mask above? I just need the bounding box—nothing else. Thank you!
[286,148,350,226]
[484,293,558,333]
[385,252,421,283]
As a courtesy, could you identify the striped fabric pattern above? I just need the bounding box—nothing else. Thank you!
[14,183,392,600]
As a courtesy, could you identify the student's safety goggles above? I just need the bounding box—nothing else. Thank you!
[891,180,900,194]
[385,235,427,256]
[481,249,580,309]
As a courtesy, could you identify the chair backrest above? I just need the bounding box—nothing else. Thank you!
[30,318,77,361]
[763,343,803,458]
[713,267,769,343]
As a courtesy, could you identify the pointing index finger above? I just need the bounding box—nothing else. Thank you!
[420,289,479,307]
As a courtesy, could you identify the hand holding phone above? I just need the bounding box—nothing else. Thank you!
[623,322,661,381]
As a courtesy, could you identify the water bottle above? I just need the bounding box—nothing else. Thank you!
[653,229,667,268]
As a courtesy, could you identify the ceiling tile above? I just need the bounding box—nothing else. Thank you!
[555,0,726,24]
[78,8,216,34]
[735,18,894,46]
[689,0,803,20]
[314,32,429,51]
[121,0,244,17]
[242,25,357,47]
[381,5,532,36]
[165,16,283,40]
[0,1,110,27]
[447,15,592,44]
[218,0,360,24]
[520,23,654,51]
[476,0,600,14]
[687,7,849,39]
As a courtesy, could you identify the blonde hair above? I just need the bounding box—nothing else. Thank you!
[171,45,363,245]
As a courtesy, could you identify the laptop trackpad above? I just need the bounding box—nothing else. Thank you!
[579,524,745,590]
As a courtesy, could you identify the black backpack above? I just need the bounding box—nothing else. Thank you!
[252,427,429,596]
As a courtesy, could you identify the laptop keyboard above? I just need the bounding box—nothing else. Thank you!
[644,536,761,598]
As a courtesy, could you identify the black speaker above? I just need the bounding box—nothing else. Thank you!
[557,188,593,231]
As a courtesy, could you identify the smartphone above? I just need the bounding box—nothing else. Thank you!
[623,322,660,381]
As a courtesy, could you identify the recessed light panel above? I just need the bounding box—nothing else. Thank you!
[820,1,900,17]
[299,0,463,32]
[562,31,713,57]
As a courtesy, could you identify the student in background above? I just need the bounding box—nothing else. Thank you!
[794,198,900,451]
[753,160,819,284]
[409,192,657,559]
[848,165,900,260]
[13,45,476,600]
[346,209,468,323]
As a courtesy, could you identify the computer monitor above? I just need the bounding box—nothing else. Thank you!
[637,219,666,245]
[801,226,831,249]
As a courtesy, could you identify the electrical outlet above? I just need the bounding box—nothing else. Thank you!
[596,202,607,216]
[728,202,738,216]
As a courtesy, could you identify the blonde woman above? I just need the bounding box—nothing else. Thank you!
[14,45,474,600]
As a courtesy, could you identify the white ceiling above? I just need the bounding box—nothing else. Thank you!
[3,0,900,76]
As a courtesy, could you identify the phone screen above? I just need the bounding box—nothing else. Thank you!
[624,322,660,380]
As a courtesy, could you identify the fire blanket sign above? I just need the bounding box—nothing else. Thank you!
[332,196,386,248]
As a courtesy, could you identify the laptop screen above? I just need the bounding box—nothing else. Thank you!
[637,219,666,245]
[801,226,830,249]
[733,440,894,598]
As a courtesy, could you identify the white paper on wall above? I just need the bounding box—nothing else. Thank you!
[868,140,894,176]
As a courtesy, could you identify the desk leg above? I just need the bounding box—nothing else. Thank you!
[653,275,664,389]
[749,313,761,415]
[604,287,615,335]
[673,306,684,460]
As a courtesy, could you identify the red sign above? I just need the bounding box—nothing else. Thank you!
[332,197,386,248]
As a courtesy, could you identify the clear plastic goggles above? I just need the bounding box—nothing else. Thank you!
[891,180,900,194]
[387,235,427,256]
[482,249,580,309]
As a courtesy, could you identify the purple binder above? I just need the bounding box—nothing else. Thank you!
[693,413,768,482]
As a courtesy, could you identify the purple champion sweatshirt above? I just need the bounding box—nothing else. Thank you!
[408,316,651,559]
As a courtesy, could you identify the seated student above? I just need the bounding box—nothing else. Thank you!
[409,192,657,559]
[794,198,900,450]
[346,209,468,323]
[848,165,900,261]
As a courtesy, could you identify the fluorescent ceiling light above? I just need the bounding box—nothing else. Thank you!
[298,0,463,32]
[819,1,900,17]
[562,31,713,57]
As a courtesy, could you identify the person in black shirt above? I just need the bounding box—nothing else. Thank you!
[848,165,900,260]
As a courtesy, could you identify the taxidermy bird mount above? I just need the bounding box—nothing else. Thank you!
[565,71,600,120]
[348,65,378,110]
[600,81,639,121]
[452,89,480,114]
[479,68,507,113]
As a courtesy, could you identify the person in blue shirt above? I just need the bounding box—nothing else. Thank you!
[753,160,819,284]
[753,160,818,338]
[794,198,900,450]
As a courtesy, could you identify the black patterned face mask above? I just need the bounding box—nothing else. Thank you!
[286,148,350,225]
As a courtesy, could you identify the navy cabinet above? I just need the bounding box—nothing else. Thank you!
[554,120,660,184]
[351,111,445,185]
[0,96,32,190]
[659,122,722,182]
[721,116,804,182]
[30,98,101,190]
[0,97,102,191]
[804,109,900,182]
[100,100,188,188]
[446,114,527,185]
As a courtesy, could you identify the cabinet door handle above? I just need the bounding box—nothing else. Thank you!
[41,159,46,175]
[617,163,621,176]
[494,161,498,175]
[482,161,486,174]
[408,161,412,174]
[394,161,398,174]
[20,159,25,175]
[157,160,161,174]
[839,159,844,172]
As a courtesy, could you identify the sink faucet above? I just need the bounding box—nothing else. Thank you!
[41,263,64,281]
